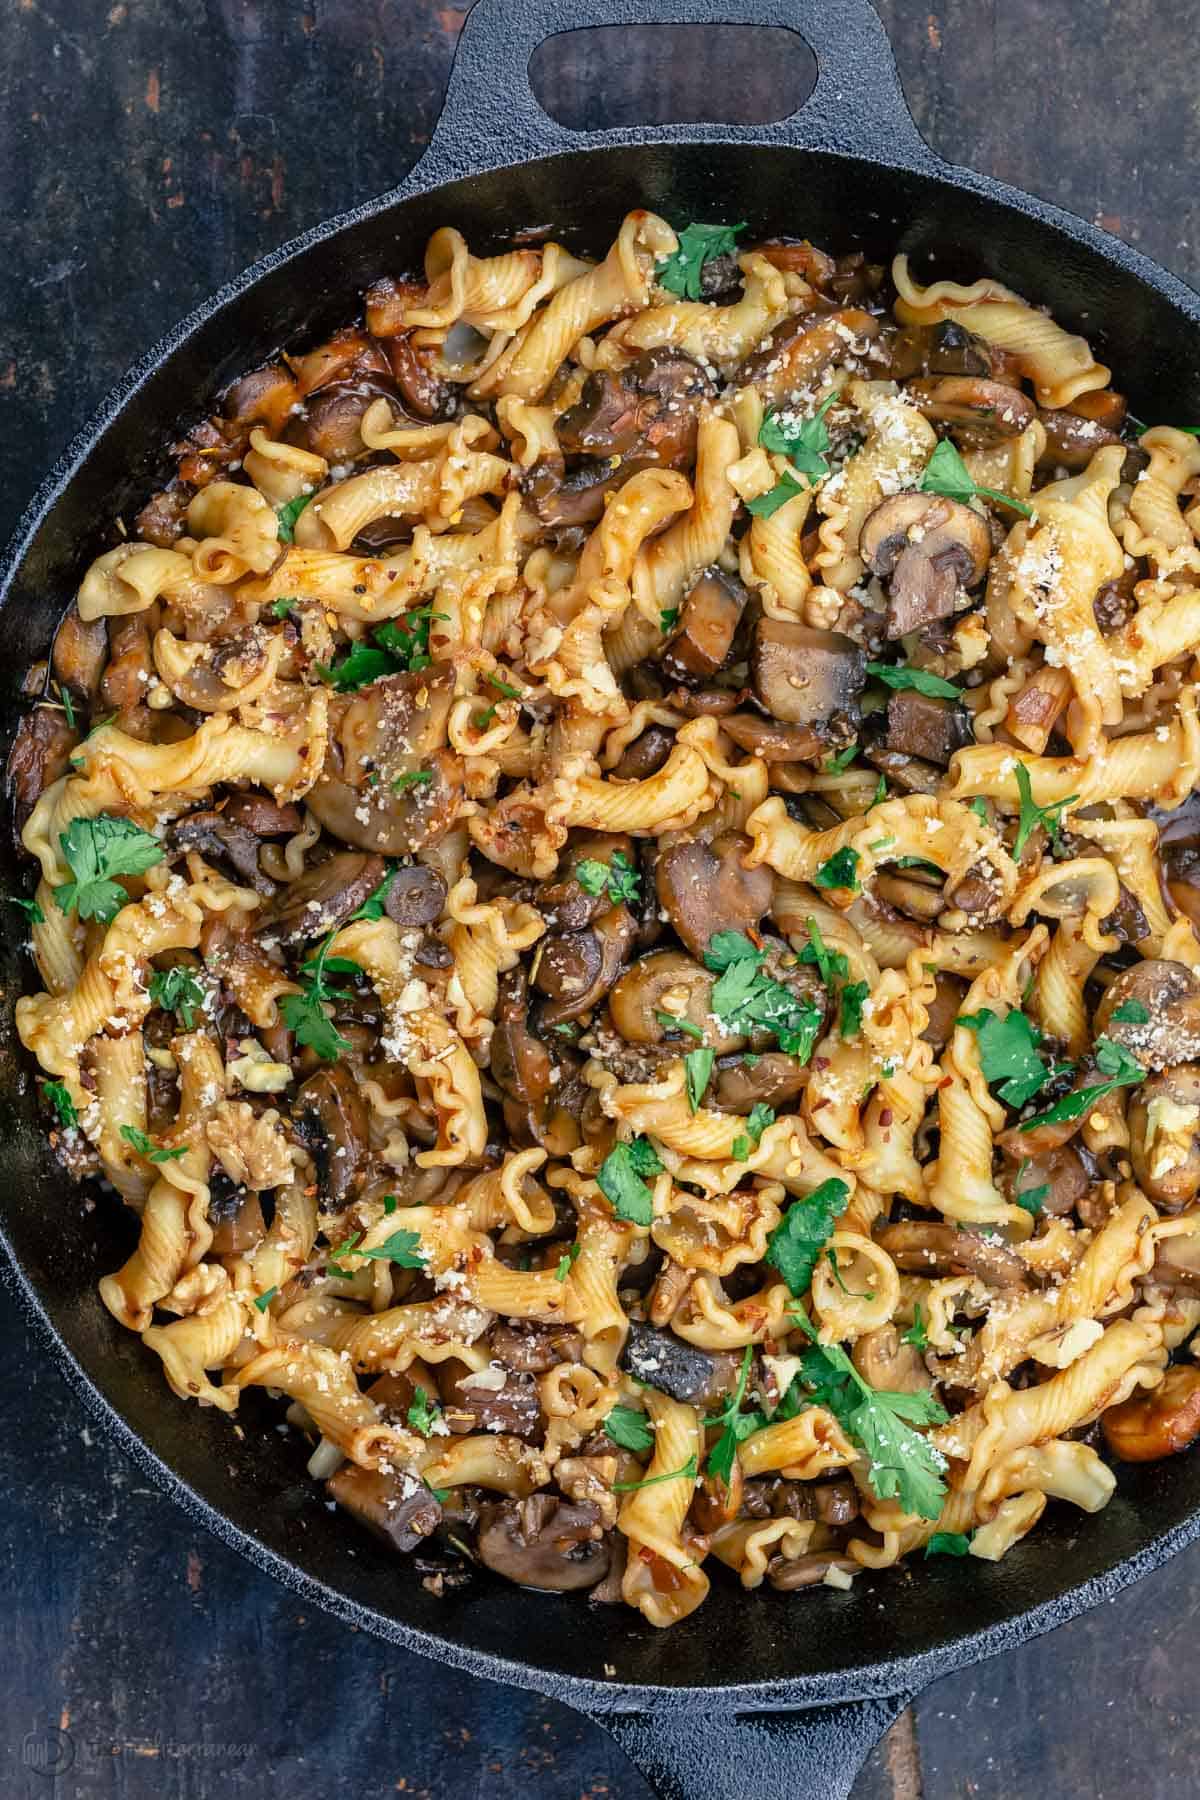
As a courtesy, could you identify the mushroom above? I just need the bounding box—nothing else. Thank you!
[268,851,387,947]
[293,1064,370,1208]
[719,714,827,763]
[385,330,456,420]
[327,1463,443,1553]
[859,492,991,639]
[308,671,464,857]
[52,604,109,704]
[7,706,79,834]
[1101,1365,1200,1463]
[921,973,968,1050]
[884,688,973,766]
[443,1367,542,1439]
[205,1171,267,1255]
[1095,960,1200,1070]
[660,567,748,685]
[737,308,881,405]
[655,831,774,958]
[610,725,675,782]
[886,320,995,380]
[619,1320,741,1405]
[874,869,945,923]
[1038,405,1126,471]
[876,1221,1029,1290]
[1128,1065,1200,1210]
[741,1476,817,1521]
[475,1495,611,1592]
[533,904,638,1026]
[1000,1141,1094,1216]
[536,833,638,933]
[710,1051,809,1113]
[134,485,191,548]
[490,968,554,1105]
[173,810,275,895]
[220,362,301,435]
[222,794,304,836]
[860,743,942,796]
[750,620,866,727]
[557,346,716,471]
[384,863,448,928]
[768,1552,860,1591]
[851,1324,930,1394]
[608,950,742,1050]
[907,377,1037,444]
[488,1319,585,1372]
[288,378,402,462]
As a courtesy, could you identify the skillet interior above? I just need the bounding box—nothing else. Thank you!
[4,140,1200,1701]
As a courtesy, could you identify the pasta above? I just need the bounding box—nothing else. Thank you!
[13,209,1200,1626]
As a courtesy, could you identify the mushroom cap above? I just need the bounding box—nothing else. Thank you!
[268,850,386,946]
[1096,959,1200,1070]
[655,830,774,959]
[475,1496,611,1592]
[859,490,991,641]
[750,619,866,727]
[661,566,748,685]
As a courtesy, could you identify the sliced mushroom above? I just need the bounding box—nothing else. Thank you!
[294,1064,370,1208]
[860,743,942,796]
[884,688,973,766]
[710,1051,808,1113]
[610,725,675,782]
[921,973,968,1050]
[719,714,827,763]
[7,706,79,834]
[907,377,1037,443]
[289,378,401,463]
[52,605,109,703]
[661,567,748,685]
[309,671,464,857]
[221,362,301,436]
[751,620,866,727]
[491,967,554,1105]
[557,346,715,470]
[134,485,191,548]
[620,1320,741,1405]
[851,1324,930,1394]
[1128,1064,1200,1210]
[655,831,774,959]
[535,833,637,933]
[1038,405,1125,471]
[874,869,944,922]
[268,851,386,947]
[443,1367,542,1439]
[1100,882,1149,946]
[886,320,995,380]
[475,1495,611,1592]
[1000,1141,1094,1217]
[205,1172,267,1255]
[876,1221,1029,1290]
[609,950,741,1050]
[738,308,881,405]
[327,1463,443,1553]
[1101,1365,1200,1463]
[768,1551,860,1591]
[534,903,637,1027]
[860,492,991,639]
[384,863,448,928]
[222,794,304,836]
[173,810,274,895]
[488,1319,585,1372]
[1096,960,1200,1070]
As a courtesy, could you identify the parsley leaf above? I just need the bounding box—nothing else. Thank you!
[406,1387,443,1437]
[352,868,396,922]
[5,892,44,925]
[799,1339,949,1518]
[764,1178,851,1295]
[704,931,823,1061]
[392,770,434,793]
[149,966,206,1030]
[270,597,298,619]
[555,1243,581,1282]
[42,1080,78,1130]
[731,1101,775,1162]
[757,391,837,487]
[120,1124,186,1163]
[1111,999,1150,1025]
[705,1346,764,1485]
[969,796,989,824]
[825,742,859,774]
[839,980,869,1039]
[1012,761,1079,859]
[902,1302,929,1352]
[799,917,849,988]
[746,469,807,519]
[317,643,395,692]
[956,1007,1070,1108]
[660,607,680,633]
[657,220,746,300]
[925,1531,972,1558]
[813,846,861,893]
[576,852,640,906]
[53,816,164,923]
[656,1010,704,1041]
[316,607,448,691]
[684,1046,715,1112]
[604,1405,655,1455]
[921,438,1033,518]
[597,1136,663,1226]
[279,930,354,1063]
[865,661,962,700]
[325,1231,362,1277]
[1018,1034,1145,1131]
[276,493,315,542]
[612,1455,699,1493]
[704,929,762,971]
[253,1286,279,1312]
[358,1228,426,1269]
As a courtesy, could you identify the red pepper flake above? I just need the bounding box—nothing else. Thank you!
[878,1107,894,1127]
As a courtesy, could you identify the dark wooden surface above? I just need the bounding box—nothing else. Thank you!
[2,2,1199,1795]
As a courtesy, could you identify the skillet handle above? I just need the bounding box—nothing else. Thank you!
[407,0,935,186]
[586,1693,915,1800]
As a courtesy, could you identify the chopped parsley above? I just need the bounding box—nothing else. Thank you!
[279,929,354,1063]
[555,1243,581,1282]
[684,1046,715,1112]
[149,965,206,1029]
[660,607,680,633]
[956,1007,1072,1108]
[1012,761,1079,858]
[42,1080,78,1130]
[703,930,823,1061]
[902,1303,929,1352]
[925,1531,972,1558]
[612,1455,699,1493]
[656,1010,704,1041]
[865,661,962,700]
[753,391,838,510]
[351,867,397,922]
[732,1100,775,1162]
[813,846,861,893]
[276,492,315,541]
[746,469,807,519]
[254,1287,279,1313]
[764,1178,850,1295]
[406,1388,443,1437]
[839,980,869,1039]
[53,816,164,924]
[596,1135,663,1227]
[270,597,298,619]
[1111,998,1150,1025]
[4,893,44,925]
[604,1405,655,1455]
[799,917,849,988]
[825,743,859,775]
[119,1124,187,1163]
[58,686,76,729]
[657,220,746,299]
[316,607,448,690]
[969,796,989,824]
[357,1228,427,1269]
[825,1246,875,1300]
[705,1346,763,1485]
[392,770,434,793]
[921,437,1033,519]
[575,850,640,906]
[799,1339,949,1518]
[1014,1158,1050,1215]
[1018,1035,1145,1132]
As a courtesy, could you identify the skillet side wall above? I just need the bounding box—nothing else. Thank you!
[4,140,1200,1699]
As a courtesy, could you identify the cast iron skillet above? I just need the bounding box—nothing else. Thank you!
[4,0,1200,1793]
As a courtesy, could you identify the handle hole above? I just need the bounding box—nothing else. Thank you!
[529,25,815,128]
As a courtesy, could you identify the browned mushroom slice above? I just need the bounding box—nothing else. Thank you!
[751,619,866,726]
[1096,960,1200,1070]
[610,725,675,782]
[52,605,109,704]
[719,714,827,763]
[173,810,274,895]
[294,1064,370,1209]
[7,706,79,833]
[536,833,637,933]
[488,1320,585,1372]
[884,689,973,766]
[851,1324,929,1394]
[655,831,774,958]
[206,1174,267,1255]
[661,567,748,685]
[1099,881,1149,946]
[491,967,554,1104]
[384,864,447,928]
[221,362,301,436]
[921,973,968,1049]
[533,904,638,1026]
[709,1050,808,1113]
[327,1462,443,1553]
[738,308,881,405]
[620,1321,741,1405]
[309,671,465,856]
[556,368,646,459]
[873,869,945,922]
[1101,1365,1200,1463]
[1128,1064,1200,1210]
[444,1367,542,1439]
[768,1551,860,1591]
[289,379,403,463]
[860,744,942,796]
[134,485,191,548]
[907,377,1037,442]
[876,1221,1029,1290]
[268,851,387,947]
[1038,405,1125,470]
[222,794,304,836]
[999,1141,1093,1217]
[860,492,991,640]
[609,950,742,1050]
[557,347,715,468]
[530,457,636,530]
[476,1496,611,1592]
[886,320,995,381]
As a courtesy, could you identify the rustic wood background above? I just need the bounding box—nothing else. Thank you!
[2,2,1198,1795]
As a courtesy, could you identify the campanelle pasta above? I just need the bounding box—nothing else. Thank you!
[11,211,1200,1625]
